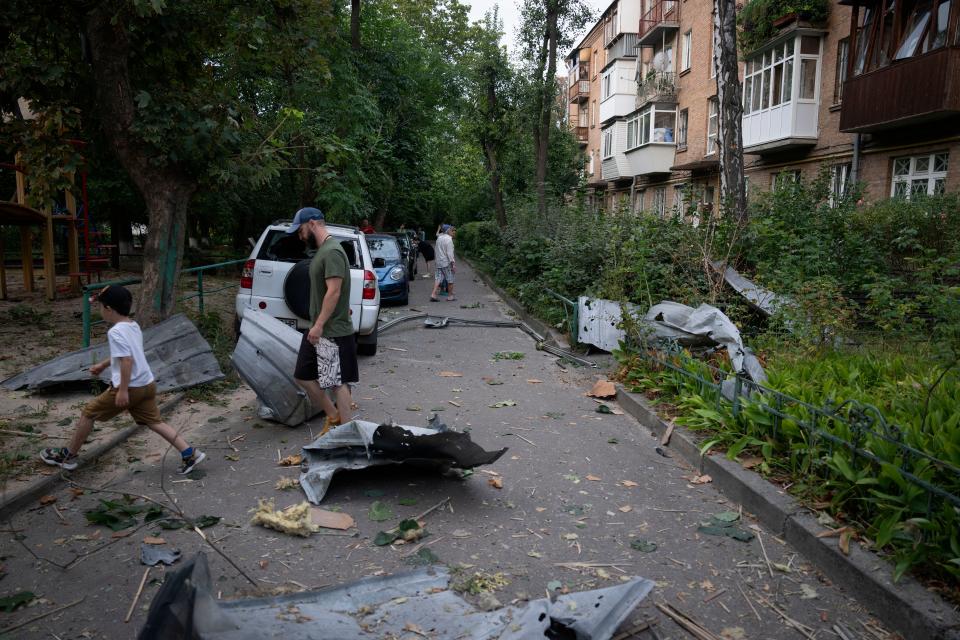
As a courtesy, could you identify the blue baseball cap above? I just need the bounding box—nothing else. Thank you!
[287,207,324,234]
[441,224,452,233]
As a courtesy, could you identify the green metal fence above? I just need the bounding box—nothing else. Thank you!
[633,342,960,513]
[81,258,246,347]
[544,288,579,343]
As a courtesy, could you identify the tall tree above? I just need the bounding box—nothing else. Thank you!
[713,0,748,223]
[351,0,361,50]
[465,11,511,228]
[518,0,593,217]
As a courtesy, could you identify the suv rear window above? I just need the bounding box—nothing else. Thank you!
[257,229,362,268]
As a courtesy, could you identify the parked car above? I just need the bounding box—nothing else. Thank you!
[235,222,381,355]
[365,234,410,306]
[387,231,417,279]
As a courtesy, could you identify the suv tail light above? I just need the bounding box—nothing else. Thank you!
[240,259,255,289]
[362,269,377,300]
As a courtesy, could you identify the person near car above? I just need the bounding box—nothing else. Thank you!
[288,207,358,433]
[430,224,457,302]
[359,219,375,234]
[40,285,206,474]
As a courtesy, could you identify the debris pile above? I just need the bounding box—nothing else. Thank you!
[138,553,655,640]
[298,418,507,504]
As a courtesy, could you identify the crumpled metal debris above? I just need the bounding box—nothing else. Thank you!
[231,311,317,426]
[299,419,507,504]
[140,544,181,567]
[577,297,766,387]
[1,314,223,393]
[138,553,655,640]
[711,260,790,317]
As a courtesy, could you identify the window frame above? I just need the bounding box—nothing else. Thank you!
[891,152,949,198]
[602,128,615,160]
[681,30,692,72]
[677,108,688,149]
[706,98,719,155]
[833,37,849,105]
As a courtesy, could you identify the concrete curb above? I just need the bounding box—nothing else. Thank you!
[463,257,571,350]
[0,392,186,521]
[617,387,960,640]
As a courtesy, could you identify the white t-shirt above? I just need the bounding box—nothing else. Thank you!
[107,321,155,388]
[435,233,455,268]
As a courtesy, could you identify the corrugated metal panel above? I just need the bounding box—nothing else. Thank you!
[1,314,223,392]
[231,310,316,426]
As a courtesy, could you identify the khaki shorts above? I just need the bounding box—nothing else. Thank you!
[82,382,162,425]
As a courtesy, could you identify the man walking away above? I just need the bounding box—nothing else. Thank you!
[430,224,457,302]
[288,207,358,433]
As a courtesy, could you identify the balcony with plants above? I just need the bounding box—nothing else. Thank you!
[636,69,678,108]
[736,0,830,55]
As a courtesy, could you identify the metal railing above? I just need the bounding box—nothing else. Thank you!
[568,79,590,102]
[636,70,678,106]
[639,0,680,40]
[81,258,246,346]
[632,342,960,513]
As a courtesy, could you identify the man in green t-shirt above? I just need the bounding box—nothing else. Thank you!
[288,207,357,433]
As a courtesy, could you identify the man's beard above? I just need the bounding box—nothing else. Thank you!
[304,234,318,250]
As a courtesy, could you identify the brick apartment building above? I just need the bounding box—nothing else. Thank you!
[566,0,960,213]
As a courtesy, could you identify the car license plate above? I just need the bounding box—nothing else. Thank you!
[279,318,297,329]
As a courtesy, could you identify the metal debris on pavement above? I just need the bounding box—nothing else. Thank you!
[298,419,507,504]
[2,314,223,392]
[138,554,655,639]
[140,543,181,566]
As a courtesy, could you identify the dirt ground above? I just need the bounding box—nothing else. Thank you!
[0,267,241,489]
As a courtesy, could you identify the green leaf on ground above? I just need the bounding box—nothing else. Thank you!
[697,524,755,542]
[0,591,34,613]
[712,511,740,523]
[398,498,418,506]
[374,530,398,546]
[492,351,525,361]
[547,580,563,591]
[364,489,385,497]
[607,437,619,444]
[563,474,581,484]
[404,547,440,566]
[368,501,393,522]
[596,404,613,414]
[194,515,221,529]
[630,539,658,552]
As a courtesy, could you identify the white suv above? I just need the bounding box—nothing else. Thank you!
[235,222,381,355]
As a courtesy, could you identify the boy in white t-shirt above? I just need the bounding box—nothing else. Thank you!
[40,285,205,474]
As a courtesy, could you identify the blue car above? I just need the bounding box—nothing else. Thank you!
[366,234,409,305]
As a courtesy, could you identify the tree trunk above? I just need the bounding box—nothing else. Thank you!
[534,4,559,218]
[351,0,361,50]
[482,139,507,228]
[713,0,748,223]
[84,5,196,327]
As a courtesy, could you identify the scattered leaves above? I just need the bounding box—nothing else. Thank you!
[488,477,503,489]
[630,539,658,552]
[620,480,639,487]
[586,379,616,399]
[438,371,463,377]
[143,536,166,545]
[618,505,633,513]
[0,591,34,613]
[585,474,601,481]
[368,501,394,522]
[39,494,57,505]
[275,477,300,490]
[689,474,713,485]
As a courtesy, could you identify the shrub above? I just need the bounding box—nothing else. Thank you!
[738,0,830,54]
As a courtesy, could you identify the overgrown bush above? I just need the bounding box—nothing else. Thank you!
[619,344,960,585]
[738,0,830,53]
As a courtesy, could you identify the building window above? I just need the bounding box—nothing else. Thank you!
[677,109,688,148]
[652,186,666,217]
[829,163,851,206]
[602,129,614,159]
[744,39,796,114]
[579,103,590,128]
[633,189,645,213]
[771,169,801,190]
[592,100,597,127]
[681,31,692,71]
[834,38,849,104]
[602,71,612,99]
[706,98,719,155]
[588,153,595,176]
[892,152,949,198]
[673,184,689,216]
[710,14,717,78]
[626,105,677,150]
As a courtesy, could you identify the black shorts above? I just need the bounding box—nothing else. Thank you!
[294,333,359,385]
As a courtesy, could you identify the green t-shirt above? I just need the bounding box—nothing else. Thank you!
[308,236,353,338]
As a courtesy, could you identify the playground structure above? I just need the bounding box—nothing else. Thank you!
[1,147,112,301]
